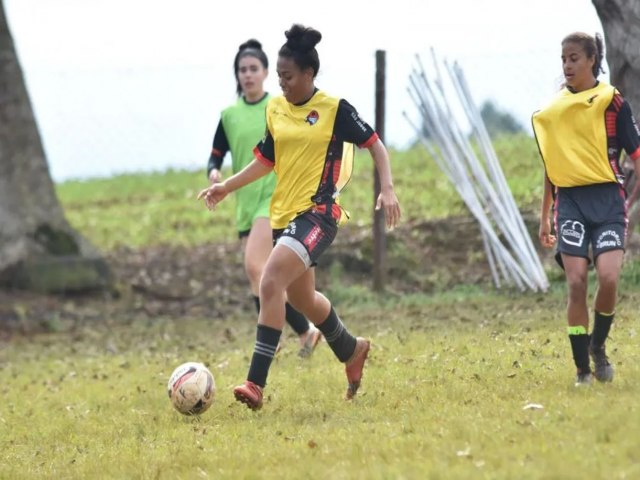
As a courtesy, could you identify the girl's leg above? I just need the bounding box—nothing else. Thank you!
[244,217,313,342]
[590,249,624,382]
[243,218,271,296]
[593,249,623,317]
[561,254,591,383]
[286,269,370,399]
[233,244,307,410]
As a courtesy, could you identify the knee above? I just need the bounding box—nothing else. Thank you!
[259,271,283,300]
[566,273,587,301]
[244,258,262,285]
[598,270,619,292]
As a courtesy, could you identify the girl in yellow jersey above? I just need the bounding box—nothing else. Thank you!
[199,24,401,410]
[206,39,321,357]
[532,32,640,386]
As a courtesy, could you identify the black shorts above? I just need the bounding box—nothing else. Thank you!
[554,182,627,267]
[272,209,338,268]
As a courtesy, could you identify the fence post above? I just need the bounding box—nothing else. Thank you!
[373,50,387,292]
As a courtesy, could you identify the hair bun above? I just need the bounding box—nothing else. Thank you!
[284,24,321,53]
[239,39,262,52]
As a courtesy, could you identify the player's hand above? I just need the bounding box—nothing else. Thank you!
[375,188,401,230]
[208,168,222,185]
[197,182,229,210]
[538,217,556,248]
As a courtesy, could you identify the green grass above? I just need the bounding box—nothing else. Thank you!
[56,169,239,250]
[1,289,639,479]
[6,135,638,477]
[55,134,543,251]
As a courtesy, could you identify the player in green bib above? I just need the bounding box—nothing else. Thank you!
[206,39,321,356]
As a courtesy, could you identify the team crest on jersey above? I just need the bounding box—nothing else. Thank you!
[305,110,319,125]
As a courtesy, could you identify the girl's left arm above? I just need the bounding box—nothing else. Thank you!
[368,139,401,229]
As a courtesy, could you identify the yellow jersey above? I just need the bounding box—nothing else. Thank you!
[254,90,378,229]
[532,82,622,187]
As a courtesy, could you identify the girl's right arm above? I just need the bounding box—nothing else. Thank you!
[207,120,229,184]
[198,159,272,210]
[538,173,556,248]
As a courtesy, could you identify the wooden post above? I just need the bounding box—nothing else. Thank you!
[373,50,387,292]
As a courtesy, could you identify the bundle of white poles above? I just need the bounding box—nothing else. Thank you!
[404,50,549,292]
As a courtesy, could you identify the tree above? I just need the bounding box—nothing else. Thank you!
[479,100,524,138]
[0,2,111,292]
[593,0,640,237]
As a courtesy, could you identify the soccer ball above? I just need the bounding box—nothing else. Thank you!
[167,362,216,415]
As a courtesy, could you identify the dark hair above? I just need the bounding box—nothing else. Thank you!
[561,32,605,77]
[278,24,322,77]
[234,39,268,96]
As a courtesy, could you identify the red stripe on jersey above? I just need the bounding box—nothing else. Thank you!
[321,162,331,184]
[613,94,623,109]
[630,146,640,161]
[605,105,622,178]
[333,159,342,184]
[212,148,223,157]
[313,204,342,221]
[359,133,379,149]
[253,146,274,167]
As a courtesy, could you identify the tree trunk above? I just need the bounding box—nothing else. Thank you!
[0,2,111,292]
[593,0,640,237]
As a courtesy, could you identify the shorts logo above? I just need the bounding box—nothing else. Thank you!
[595,230,622,249]
[284,221,297,235]
[560,220,585,247]
[305,110,319,125]
[303,225,323,251]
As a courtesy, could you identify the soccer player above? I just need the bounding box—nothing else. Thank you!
[206,39,321,357]
[532,32,640,386]
[199,24,401,409]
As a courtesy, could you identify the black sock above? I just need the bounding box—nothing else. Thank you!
[247,325,282,388]
[285,303,309,335]
[568,333,591,374]
[316,306,357,362]
[253,295,260,313]
[591,311,614,349]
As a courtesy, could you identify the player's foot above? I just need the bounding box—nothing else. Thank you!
[233,381,263,410]
[345,338,371,400]
[298,324,322,358]
[589,344,614,383]
[574,370,593,387]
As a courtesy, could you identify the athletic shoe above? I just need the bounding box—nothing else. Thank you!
[574,371,593,387]
[298,324,323,358]
[345,338,371,400]
[589,344,614,383]
[233,381,263,410]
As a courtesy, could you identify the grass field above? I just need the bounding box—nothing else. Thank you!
[54,134,544,250]
[2,134,640,478]
[2,287,640,479]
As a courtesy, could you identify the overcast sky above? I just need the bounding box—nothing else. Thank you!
[6,0,604,181]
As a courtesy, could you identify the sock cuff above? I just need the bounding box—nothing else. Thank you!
[567,325,587,335]
[595,310,615,317]
[257,324,282,334]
